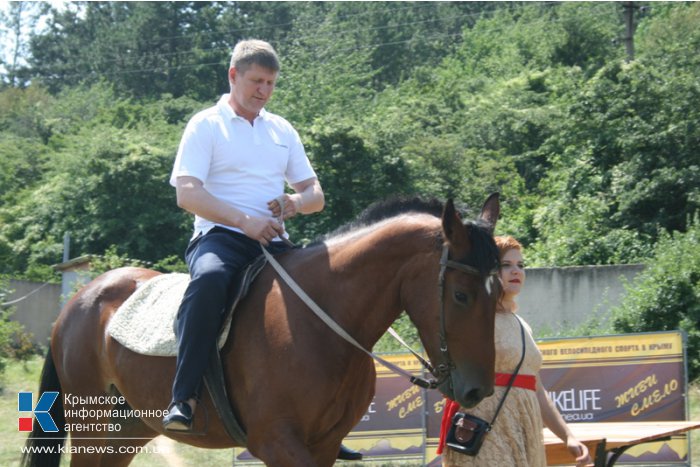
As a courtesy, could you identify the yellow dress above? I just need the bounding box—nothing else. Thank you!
[442,311,546,467]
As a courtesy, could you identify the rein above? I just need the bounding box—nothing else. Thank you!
[260,242,498,390]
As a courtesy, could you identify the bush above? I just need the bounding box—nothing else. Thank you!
[0,309,36,359]
[611,217,700,381]
[0,280,38,386]
[1,277,41,354]
[88,245,152,277]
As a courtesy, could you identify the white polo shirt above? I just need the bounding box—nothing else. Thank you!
[170,94,317,238]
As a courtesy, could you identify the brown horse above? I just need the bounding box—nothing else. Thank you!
[23,195,500,467]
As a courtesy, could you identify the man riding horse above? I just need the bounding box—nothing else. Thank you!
[164,38,362,460]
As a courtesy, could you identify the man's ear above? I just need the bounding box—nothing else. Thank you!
[228,67,237,84]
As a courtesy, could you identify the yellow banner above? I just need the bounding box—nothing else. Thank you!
[539,331,683,363]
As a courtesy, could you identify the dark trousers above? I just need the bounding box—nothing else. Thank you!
[172,227,288,402]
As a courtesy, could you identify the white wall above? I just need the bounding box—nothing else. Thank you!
[7,279,62,346]
[517,264,645,335]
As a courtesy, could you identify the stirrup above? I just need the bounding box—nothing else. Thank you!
[163,401,193,432]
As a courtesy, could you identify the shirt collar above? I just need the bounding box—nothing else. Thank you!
[217,94,267,122]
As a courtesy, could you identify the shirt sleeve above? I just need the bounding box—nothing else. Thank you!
[169,115,213,187]
[284,127,317,185]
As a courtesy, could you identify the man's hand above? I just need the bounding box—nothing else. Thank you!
[267,194,301,221]
[241,215,285,246]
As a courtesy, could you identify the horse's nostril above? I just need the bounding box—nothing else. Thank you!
[464,385,494,405]
[465,387,485,405]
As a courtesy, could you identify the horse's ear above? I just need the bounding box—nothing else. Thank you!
[442,199,470,253]
[478,192,500,234]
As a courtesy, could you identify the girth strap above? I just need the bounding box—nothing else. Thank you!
[203,348,247,445]
[200,255,268,447]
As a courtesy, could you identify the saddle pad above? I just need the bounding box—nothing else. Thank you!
[107,273,229,357]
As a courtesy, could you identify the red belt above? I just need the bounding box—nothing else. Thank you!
[494,372,537,391]
[436,374,537,455]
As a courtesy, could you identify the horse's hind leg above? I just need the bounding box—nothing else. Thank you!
[250,429,337,467]
[254,441,320,467]
[61,396,111,467]
[100,413,159,467]
[66,395,158,467]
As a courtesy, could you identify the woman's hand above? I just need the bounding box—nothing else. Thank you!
[567,437,592,467]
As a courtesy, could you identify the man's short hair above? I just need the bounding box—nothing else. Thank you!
[230,39,280,74]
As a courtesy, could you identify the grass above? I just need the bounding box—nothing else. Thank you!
[2,355,699,466]
[690,382,700,464]
[0,356,46,467]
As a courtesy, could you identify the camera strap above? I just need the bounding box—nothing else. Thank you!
[487,314,526,426]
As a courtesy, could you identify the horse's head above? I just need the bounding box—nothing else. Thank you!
[422,194,501,408]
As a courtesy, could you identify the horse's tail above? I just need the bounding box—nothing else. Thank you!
[20,346,66,467]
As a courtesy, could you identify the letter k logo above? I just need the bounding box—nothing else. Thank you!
[18,392,59,432]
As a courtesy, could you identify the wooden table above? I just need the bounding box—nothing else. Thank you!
[544,421,700,466]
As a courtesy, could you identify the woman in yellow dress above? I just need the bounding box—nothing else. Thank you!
[438,236,591,467]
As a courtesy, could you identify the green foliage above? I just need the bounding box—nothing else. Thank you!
[88,245,151,277]
[374,313,420,354]
[0,83,190,279]
[528,194,652,267]
[0,1,698,280]
[152,255,188,274]
[287,122,412,242]
[611,217,700,381]
[28,2,231,100]
[0,279,37,380]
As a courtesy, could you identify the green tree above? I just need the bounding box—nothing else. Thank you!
[0,84,195,279]
[0,127,188,276]
[611,218,700,381]
[287,122,411,242]
[2,0,699,279]
[28,2,230,100]
[0,1,41,87]
[0,278,36,381]
[538,60,700,242]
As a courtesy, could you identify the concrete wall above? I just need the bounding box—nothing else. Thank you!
[5,279,63,347]
[517,264,645,335]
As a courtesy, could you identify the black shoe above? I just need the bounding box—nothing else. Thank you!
[163,401,193,432]
[337,444,363,461]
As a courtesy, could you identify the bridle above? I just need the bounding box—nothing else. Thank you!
[426,244,499,393]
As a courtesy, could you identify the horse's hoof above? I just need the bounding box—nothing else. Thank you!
[163,401,193,432]
[337,444,363,461]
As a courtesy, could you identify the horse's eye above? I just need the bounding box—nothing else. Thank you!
[454,291,469,305]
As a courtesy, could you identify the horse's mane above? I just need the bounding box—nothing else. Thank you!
[325,196,445,239]
[305,196,441,248]
[312,196,498,275]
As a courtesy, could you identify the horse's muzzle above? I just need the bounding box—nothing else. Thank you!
[457,384,494,408]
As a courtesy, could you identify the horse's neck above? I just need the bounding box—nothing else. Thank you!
[319,217,440,347]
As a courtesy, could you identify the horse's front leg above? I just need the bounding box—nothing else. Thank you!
[248,426,338,467]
